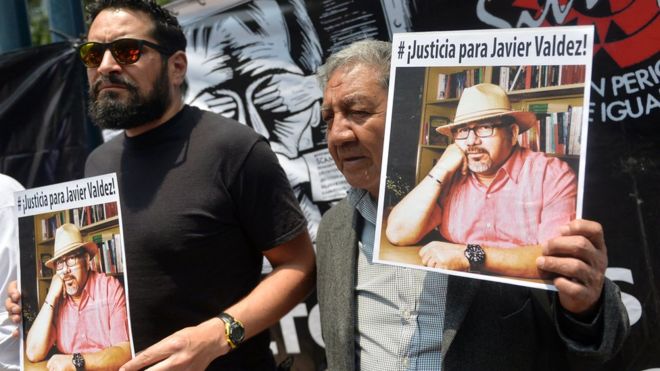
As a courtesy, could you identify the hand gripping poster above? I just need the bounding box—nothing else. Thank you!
[15,174,133,370]
[375,26,594,290]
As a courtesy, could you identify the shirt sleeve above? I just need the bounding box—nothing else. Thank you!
[553,279,630,365]
[229,139,307,251]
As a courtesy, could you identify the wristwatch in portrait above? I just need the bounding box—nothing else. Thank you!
[72,352,85,371]
[464,243,486,271]
[218,312,245,350]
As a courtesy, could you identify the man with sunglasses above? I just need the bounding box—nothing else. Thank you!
[7,1,314,370]
[387,82,579,278]
[80,1,315,370]
[25,223,130,370]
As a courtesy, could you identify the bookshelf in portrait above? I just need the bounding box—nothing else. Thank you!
[501,64,587,175]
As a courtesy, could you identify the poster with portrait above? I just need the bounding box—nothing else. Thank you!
[15,173,134,369]
[374,26,594,290]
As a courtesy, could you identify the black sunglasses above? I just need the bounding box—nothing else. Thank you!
[78,38,174,68]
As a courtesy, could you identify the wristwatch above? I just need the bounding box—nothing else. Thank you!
[72,352,85,371]
[464,244,486,271]
[218,312,245,350]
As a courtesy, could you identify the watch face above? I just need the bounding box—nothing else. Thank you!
[229,322,245,343]
[72,353,85,368]
[466,244,486,265]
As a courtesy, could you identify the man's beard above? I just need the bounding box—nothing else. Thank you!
[466,147,493,173]
[88,66,170,130]
[64,277,80,296]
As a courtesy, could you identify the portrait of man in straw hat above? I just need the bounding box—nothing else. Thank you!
[25,223,130,370]
[386,82,578,279]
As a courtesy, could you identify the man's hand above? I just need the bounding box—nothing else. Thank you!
[419,241,470,271]
[119,318,228,371]
[46,354,74,371]
[537,219,608,316]
[4,280,22,337]
[45,274,64,305]
[429,144,468,181]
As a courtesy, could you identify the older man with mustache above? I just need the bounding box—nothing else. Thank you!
[317,43,628,370]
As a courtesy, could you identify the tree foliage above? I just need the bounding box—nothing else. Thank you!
[28,0,172,46]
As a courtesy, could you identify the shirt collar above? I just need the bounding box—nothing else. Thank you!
[347,187,378,226]
[498,145,525,184]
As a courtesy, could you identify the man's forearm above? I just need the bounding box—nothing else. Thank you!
[223,231,316,341]
[388,145,467,246]
[386,172,446,246]
[117,231,316,371]
[420,241,545,279]
[25,301,56,362]
[82,341,132,371]
[481,244,544,279]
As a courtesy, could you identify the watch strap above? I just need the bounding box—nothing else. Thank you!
[218,312,245,349]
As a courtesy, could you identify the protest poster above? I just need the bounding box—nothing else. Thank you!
[374,26,594,290]
[15,173,133,369]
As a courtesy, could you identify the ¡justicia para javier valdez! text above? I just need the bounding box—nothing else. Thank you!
[402,34,588,64]
[20,178,117,214]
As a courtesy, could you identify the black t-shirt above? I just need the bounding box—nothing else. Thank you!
[85,105,306,370]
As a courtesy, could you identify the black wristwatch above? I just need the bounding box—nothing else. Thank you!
[464,244,486,271]
[72,352,85,371]
[218,312,245,350]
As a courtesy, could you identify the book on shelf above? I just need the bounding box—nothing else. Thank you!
[91,232,124,274]
[425,116,450,147]
[519,103,582,156]
[40,211,66,240]
[435,68,485,99]
[560,65,586,85]
[493,65,585,91]
[493,66,526,91]
[567,106,583,155]
[436,73,448,99]
[69,202,118,228]
[104,202,118,218]
[505,66,525,91]
[498,66,509,90]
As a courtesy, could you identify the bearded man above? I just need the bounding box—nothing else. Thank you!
[7,1,315,370]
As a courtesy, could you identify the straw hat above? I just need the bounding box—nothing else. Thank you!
[436,83,536,136]
[45,223,97,269]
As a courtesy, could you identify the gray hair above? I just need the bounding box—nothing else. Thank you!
[317,39,391,91]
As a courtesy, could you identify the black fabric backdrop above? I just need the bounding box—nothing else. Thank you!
[0,1,657,369]
[0,41,100,188]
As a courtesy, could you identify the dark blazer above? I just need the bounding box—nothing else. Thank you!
[316,198,629,371]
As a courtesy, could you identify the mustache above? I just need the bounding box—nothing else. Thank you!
[466,146,489,154]
[92,74,137,95]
